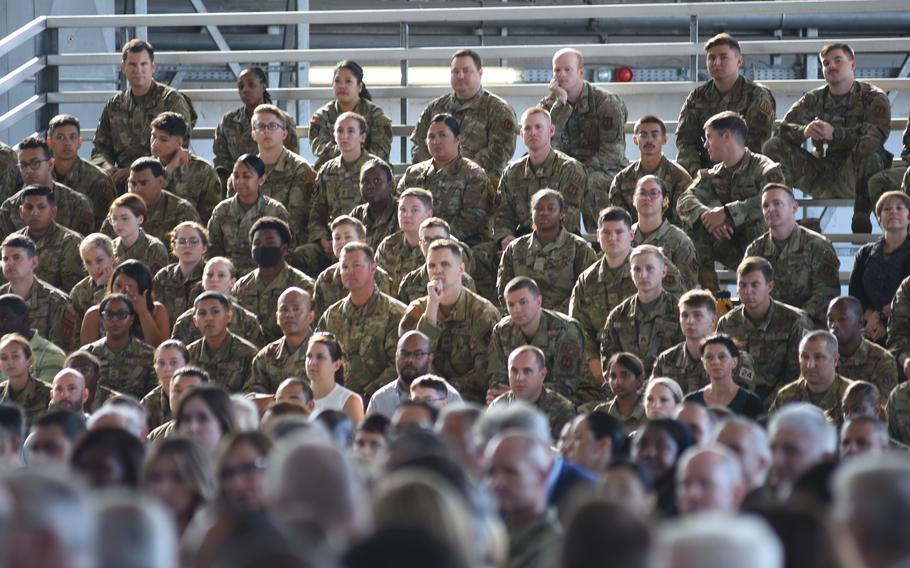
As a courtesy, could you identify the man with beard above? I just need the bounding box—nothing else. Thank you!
[48,368,89,416]
[366,330,462,418]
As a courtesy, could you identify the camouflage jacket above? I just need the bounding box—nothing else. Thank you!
[163,155,222,221]
[593,395,647,433]
[349,201,398,252]
[188,332,258,392]
[53,157,117,228]
[0,142,21,203]
[0,330,65,385]
[600,290,683,377]
[886,382,910,446]
[101,189,201,246]
[375,231,424,292]
[837,338,898,397]
[609,155,692,225]
[0,182,94,237]
[206,193,289,276]
[397,265,477,306]
[569,256,638,361]
[0,278,76,352]
[652,341,757,394]
[631,219,699,292]
[70,276,106,327]
[769,374,853,426]
[172,299,264,348]
[245,333,311,394]
[490,387,576,441]
[152,262,205,328]
[309,98,392,169]
[308,151,380,242]
[231,263,315,341]
[213,105,298,175]
[312,262,393,320]
[140,384,171,429]
[113,229,170,276]
[85,336,156,399]
[13,223,84,293]
[0,376,51,425]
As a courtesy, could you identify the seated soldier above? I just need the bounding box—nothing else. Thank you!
[316,242,406,398]
[399,239,501,403]
[48,368,90,416]
[207,154,289,277]
[487,277,584,404]
[64,350,121,414]
[46,114,116,229]
[0,136,93,236]
[497,189,597,314]
[0,235,76,352]
[676,111,785,290]
[150,111,221,221]
[0,333,51,426]
[12,185,83,299]
[763,43,891,233]
[101,157,201,246]
[171,256,264,347]
[152,221,208,329]
[0,140,19,201]
[654,290,755,395]
[610,114,692,226]
[591,352,647,432]
[349,159,398,251]
[717,257,812,406]
[307,112,382,245]
[0,294,64,384]
[246,287,314,395]
[70,233,116,335]
[745,183,840,327]
[311,216,392,320]
[489,345,576,440]
[600,244,683,377]
[631,175,698,291]
[375,187,434,291]
[107,193,170,275]
[827,296,897,396]
[397,217,477,305]
[231,216,315,342]
[146,365,209,442]
[187,291,258,393]
[770,330,854,426]
[867,110,909,206]
[141,339,189,429]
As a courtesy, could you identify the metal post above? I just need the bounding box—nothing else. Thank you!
[804,28,819,79]
[295,0,310,140]
[135,0,148,41]
[399,22,409,163]
[35,26,58,133]
[689,15,699,82]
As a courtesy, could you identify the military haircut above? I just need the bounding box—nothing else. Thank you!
[828,295,864,320]
[736,255,774,283]
[109,192,147,220]
[130,156,166,178]
[194,290,233,312]
[629,243,668,266]
[151,111,188,139]
[172,365,211,384]
[799,329,839,358]
[509,344,546,371]
[340,241,375,265]
[426,238,462,261]
[64,350,101,376]
[679,289,716,313]
[820,42,854,60]
[169,220,209,249]
[0,332,32,359]
[419,216,451,234]
[20,184,55,205]
[17,136,52,160]
[700,333,741,359]
[704,32,741,53]
[452,48,482,70]
[553,47,584,68]
[520,106,552,124]
[121,38,154,61]
[875,190,910,220]
[78,233,114,258]
[430,113,461,137]
[335,111,368,135]
[410,375,448,398]
[154,338,190,365]
[636,175,668,198]
[704,111,748,146]
[361,158,393,184]
[249,216,293,246]
[251,103,284,122]
[47,114,80,138]
[531,188,565,212]
[331,215,367,240]
[33,408,86,440]
[597,206,633,229]
[605,351,645,380]
[400,187,434,211]
[503,275,541,299]
[0,234,37,258]
[761,182,796,201]
[634,114,667,136]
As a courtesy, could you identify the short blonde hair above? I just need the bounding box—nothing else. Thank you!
[79,233,114,259]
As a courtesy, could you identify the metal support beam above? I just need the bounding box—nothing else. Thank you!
[295,0,310,136]
[186,0,241,79]
[0,57,45,98]
[400,22,409,163]
[35,27,58,133]
[135,0,148,41]
[803,28,819,79]
[689,15,698,81]
[890,54,910,106]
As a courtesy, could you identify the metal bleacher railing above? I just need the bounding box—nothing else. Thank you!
[0,0,908,283]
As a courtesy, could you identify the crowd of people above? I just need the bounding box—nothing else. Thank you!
[0,29,908,568]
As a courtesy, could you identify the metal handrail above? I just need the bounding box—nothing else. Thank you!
[0,16,45,60]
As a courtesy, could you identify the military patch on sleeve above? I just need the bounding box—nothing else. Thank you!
[502,119,515,132]
[603,116,614,130]
[757,99,773,119]
[737,366,754,383]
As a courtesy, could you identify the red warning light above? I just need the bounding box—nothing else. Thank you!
[615,66,634,82]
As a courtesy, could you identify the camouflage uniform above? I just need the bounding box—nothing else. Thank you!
[676,76,776,175]
[113,229,170,276]
[397,266,477,306]
[609,156,693,226]
[0,142,21,203]
[86,383,121,414]
[101,190,201,247]
[53,157,117,229]
[206,193,289,277]
[494,149,587,241]
[0,330,65,384]
[769,374,853,426]
[410,89,517,181]
[140,384,171,429]
[867,110,910,205]
[886,382,910,446]
[92,80,194,171]
[245,333,311,394]
[227,148,315,245]
[539,81,629,229]
[745,225,841,327]
[631,219,699,292]
[375,231,423,293]
[231,263,316,341]
[592,396,646,433]
[84,336,156,399]
[152,262,204,328]
[716,299,811,405]
[0,182,94,237]
[399,288,501,403]
[312,262,393,320]
[316,288,406,397]
[0,278,76,353]
[652,341,757,394]
[397,156,493,246]
[676,149,785,280]
[763,81,890,210]
[600,290,683,377]
[13,223,84,293]
[497,229,597,314]
[307,151,379,242]
[172,300,264,347]
[349,201,398,252]
[187,332,258,393]
[0,376,51,425]
[309,98,392,169]
[887,275,910,366]
[490,387,576,441]
[505,509,562,568]
[70,277,106,328]
[213,105,298,177]
[487,308,585,401]
[164,155,222,221]
[837,338,898,396]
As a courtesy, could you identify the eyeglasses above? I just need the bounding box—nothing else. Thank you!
[397,350,430,360]
[101,310,132,321]
[419,236,443,245]
[17,159,48,171]
[252,122,285,132]
[175,237,202,247]
[219,457,267,482]
[634,190,663,200]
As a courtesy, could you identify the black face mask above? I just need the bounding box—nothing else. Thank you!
[252,245,283,267]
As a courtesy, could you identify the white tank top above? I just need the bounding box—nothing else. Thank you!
[313,383,357,413]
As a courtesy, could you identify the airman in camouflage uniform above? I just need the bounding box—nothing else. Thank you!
[312,262,393,320]
[488,307,585,402]
[611,157,692,227]
[593,396,646,433]
[0,279,76,353]
[309,98,392,169]
[70,277,105,327]
[52,157,117,229]
[308,151,380,243]
[113,230,170,276]
[213,105,298,181]
[867,111,909,203]
[376,231,424,293]
[163,155,222,222]
[632,218,699,293]
[397,266,477,306]
[245,335,310,395]
[0,375,51,425]
[350,201,397,252]
[84,336,156,399]
[770,373,853,426]
[153,263,204,328]
[140,385,170,429]
[571,255,637,367]
[187,331,257,393]
[886,275,910,367]
[232,263,315,342]
[5,331,65,384]
[886,382,910,446]
[838,338,898,396]
[13,222,84,293]
[0,142,21,202]
[207,193,289,277]
[172,300,264,348]
[101,189,201,247]
[0,182,93,237]
[490,387,576,441]
[600,289,683,378]
[653,343,756,395]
